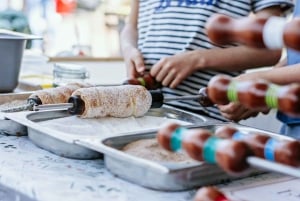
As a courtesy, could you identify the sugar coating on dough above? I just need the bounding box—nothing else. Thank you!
[29,83,91,104]
[72,85,152,118]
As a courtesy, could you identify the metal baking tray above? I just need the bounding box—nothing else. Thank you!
[5,105,220,159]
[0,92,31,136]
[75,123,294,191]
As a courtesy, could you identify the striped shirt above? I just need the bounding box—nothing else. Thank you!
[137,0,293,121]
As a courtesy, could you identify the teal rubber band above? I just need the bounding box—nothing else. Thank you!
[265,84,278,108]
[203,136,221,163]
[232,131,245,141]
[170,127,187,151]
[227,81,238,102]
[264,138,277,161]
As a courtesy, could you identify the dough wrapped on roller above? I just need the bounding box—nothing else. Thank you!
[72,85,152,118]
[29,83,91,104]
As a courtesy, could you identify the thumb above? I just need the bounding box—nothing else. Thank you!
[133,53,145,73]
[126,60,139,79]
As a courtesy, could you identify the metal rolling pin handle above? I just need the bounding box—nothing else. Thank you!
[247,156,300,178]
[33,103,74,112]
[150,91,203,108]
[1,96,43,113]
[150,89,215,110]
[1,103,34,113]
[33,95,85,114]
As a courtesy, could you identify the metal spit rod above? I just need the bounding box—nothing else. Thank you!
[33,103,74,111]
[33,95,204,111]
[2,94,206,113]
[247,157,300,178]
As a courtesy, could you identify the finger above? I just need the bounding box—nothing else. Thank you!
[240,110,259,120]
[233,107,260,121]
[150,60,163,77]
[228,106,249,122]
[219,104,248,122]
[170,73,184,88]
[133,52,145,73]
[161,70,175,87]
[262,108,270,114]
[218,102,240,114]
[156,66,170,82]
[220,111,234,121]
[126,60,139,79]
[219,106,238,120]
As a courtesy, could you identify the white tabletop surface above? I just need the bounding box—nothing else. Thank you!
[0,134,298,201]
[0,56,297,201]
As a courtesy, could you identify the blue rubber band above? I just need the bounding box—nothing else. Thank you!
[264,138,277,161]
[170,127,187,151]
[232,131,245,141]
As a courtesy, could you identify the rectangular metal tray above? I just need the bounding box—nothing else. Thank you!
[0,92,31,135]
[5,105,220,159]
[75,123,294,191]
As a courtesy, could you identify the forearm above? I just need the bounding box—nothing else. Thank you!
[246,64,300,85]
[120,24,138,54]
[191,46,281,72]
[120,0,139,55]
[192,5,284,72]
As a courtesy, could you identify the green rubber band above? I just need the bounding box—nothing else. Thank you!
[203,136,221,163]
[170,127,187,151]
[265,84,278,108]
[227,81,238,102]
[137,77,146,87]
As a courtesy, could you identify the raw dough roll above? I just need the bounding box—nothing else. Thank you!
[72,85,152,118]
[29,83,91,104]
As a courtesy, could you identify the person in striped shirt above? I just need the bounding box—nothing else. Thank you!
[121,0,293,121]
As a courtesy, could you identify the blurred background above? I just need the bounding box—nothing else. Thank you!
[0,0,129,58]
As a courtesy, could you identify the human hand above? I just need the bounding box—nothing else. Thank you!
[123,47,145,78]
[150,51,197,88]
[218,102,266,122]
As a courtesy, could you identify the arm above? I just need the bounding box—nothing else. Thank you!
[238,63,300,85]
[120,0,145,78]
[188,46,281,72]
[150,6,283,88]
[207,7,288,122]
[187,5,284,72]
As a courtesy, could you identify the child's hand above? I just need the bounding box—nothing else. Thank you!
[218,102,269,122]
[123,47,145,78]
[150,51,196,88]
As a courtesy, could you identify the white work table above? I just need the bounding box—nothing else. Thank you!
[0,56,297,201]
[0,134,299,201]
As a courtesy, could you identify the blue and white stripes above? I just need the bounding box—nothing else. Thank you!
[138,0,293,121]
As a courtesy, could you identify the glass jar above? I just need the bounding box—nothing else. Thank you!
[53,63,89,87]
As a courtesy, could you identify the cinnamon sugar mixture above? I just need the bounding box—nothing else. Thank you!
[122,138,194,163]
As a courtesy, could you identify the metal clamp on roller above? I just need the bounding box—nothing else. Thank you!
[68,95,85,115]
[150,90,164,108]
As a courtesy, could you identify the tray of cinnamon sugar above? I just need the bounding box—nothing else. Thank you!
[76,122,298,191]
